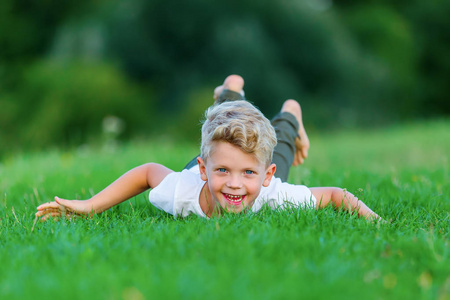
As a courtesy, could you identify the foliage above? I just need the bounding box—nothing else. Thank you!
[335,0,450,118]
[0,60,152,154]
[0,0,449,154]
[0,0,90,86]
[0,120,449,299]
[106,0,387,121]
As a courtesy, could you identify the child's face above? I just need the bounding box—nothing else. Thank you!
[197,141,276,214]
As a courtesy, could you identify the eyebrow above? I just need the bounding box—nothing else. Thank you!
[212,163,259,172]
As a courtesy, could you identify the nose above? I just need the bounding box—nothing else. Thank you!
[226,174,243,189]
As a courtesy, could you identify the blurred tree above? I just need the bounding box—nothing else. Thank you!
[1,0,448,155]
[335,0,450,117]
[402,0,450,116]
[104,0,388,127]
[0,0,90,87]
[339,4,418,118]
[1,60,151,153]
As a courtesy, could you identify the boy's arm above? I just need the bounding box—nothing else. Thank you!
[310,187,382,221]
[36,163,173,219]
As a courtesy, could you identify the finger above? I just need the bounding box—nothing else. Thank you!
[35,210,48,217]
[37,201,61,211]
[36,208,62,218]
[40,213,55,222]
[43,207,79,217]
[36,208,58,216]
[40,210,70,222]
[54,197,70,210]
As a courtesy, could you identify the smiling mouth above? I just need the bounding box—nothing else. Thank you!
[223,193,245,206]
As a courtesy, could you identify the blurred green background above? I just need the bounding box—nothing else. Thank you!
[1,0,449,155]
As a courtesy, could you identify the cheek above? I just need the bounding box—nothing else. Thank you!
[247,180,263,196]
[207,176,223,192]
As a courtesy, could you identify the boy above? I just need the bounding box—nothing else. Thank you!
[36,75,382,221]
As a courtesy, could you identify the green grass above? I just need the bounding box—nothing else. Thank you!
[1,120,449,300]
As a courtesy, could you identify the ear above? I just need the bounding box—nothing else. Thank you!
[197,157,208,181]
[262,163,276,187]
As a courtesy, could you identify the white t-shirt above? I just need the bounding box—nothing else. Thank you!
[149,165,316,218]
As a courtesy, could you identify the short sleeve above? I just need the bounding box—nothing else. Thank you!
[252,177,316,212]
[148,172,179,215]
[148,169,207,218]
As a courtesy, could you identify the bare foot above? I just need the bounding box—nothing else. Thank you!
[281,99,310,166]
[213,75,245,102]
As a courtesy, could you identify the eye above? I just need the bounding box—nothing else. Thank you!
[218,168,227,173]
[245,170,255,175]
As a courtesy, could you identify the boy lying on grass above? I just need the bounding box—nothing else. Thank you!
[36,75,382,221]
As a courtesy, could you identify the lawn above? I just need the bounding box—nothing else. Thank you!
[0,120,449,300]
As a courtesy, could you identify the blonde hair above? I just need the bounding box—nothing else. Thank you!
[200,100,277,166]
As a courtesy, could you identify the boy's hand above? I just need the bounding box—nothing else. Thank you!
[35,197,93,222]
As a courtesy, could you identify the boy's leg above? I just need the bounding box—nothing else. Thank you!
[271,100,310,181]
[183,75,245,170]
[215,89,246,103]
[213,74,246,104]
[282,100,309,166]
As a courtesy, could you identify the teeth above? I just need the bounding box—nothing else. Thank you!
[226,194,243,202]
